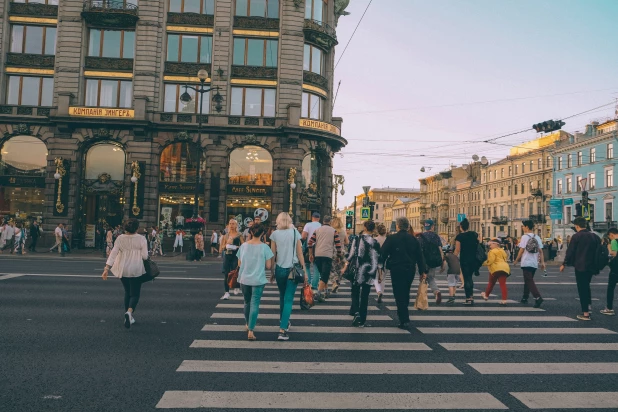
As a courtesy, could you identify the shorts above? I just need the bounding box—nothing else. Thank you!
[447,274,459,287]
[212,243,219,249]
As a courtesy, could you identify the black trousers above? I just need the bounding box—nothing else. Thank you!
[607,271,618,310]
[29,236,39,251]
[461,264,475,299]
[390,265,415,324]
[314,256,333,284]
[120,276,147,312]
[350,283,371,323]
[575,270,594,312]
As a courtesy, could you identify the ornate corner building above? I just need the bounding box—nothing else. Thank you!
[0,0,349,246]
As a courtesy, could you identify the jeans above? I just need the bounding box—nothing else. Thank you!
[426,267,441,294]
[222,253,238,292]
[575,270,594,313]
[485,271,508,300]
[607,271,618,310]
[314,256,333,284]
[121,276,146,312]
[350,283,371,323]
[521,267,541,299]
[390,265,415,324]
[306,261,320,290]
[242,284,265,331]
[275,265,297,330]
[461,264,475,299]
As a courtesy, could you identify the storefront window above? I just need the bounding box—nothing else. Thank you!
[159,195,203,237]
[0,135,46,222]
[160,142,206,183]
[227,146,272,229]
[85,143,125,180]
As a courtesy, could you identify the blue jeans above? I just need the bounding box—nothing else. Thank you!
[275,265,298,330]
[307,262,320,289]
[242,284,265,331]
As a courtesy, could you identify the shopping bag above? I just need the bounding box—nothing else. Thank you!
[227,268,239,289]
[300,284,314,310]
[414,279,429,311]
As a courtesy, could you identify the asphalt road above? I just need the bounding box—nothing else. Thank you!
[1,255,617,411]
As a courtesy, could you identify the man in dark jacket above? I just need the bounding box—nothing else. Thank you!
[560,217,602,321]
[29,220,40,252]
[381,217,426,329]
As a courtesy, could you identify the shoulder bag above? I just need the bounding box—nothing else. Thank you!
[288,231,305,284]
[343,236,362,282]
[227,267,240,289]
[143,257,160,278]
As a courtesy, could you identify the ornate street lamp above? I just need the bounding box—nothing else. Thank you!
[333,174,345,211]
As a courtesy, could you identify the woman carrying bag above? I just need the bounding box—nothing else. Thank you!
[101,219,149,329]
[270,212,307,341]
[237,224,273,341]
[219,219,244,299]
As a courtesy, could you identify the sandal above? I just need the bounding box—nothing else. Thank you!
[481,292,488,301]
[248,332,257,341]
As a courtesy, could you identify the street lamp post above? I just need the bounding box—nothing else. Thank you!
[179,69,222,219]
[332,174,345,212]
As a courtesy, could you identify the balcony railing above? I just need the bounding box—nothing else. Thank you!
[491,216,508,225]
[303,19,338,51]
[529,214,547,224]
[82,0,139,27]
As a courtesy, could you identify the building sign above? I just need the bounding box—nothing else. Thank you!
[159,182,204,193]
[227,184,272,197]
[345,210,354,216]
[0,176,45,188]
[564,198,574,205]
[69,107,135,118]
[299,119,341,136]
[549,199,563,220]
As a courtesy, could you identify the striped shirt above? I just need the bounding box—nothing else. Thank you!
[308,224,342,258]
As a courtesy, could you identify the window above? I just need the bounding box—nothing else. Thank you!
[606,202,613,221]
[508,166,512,176]
[500,168,504,178]
[493,170,497,179]
[558,156,562,170]
[493,188,497,198]
[608,143,614,159]
[530,160,533,171]
[6,76,53,106]
[521,203,524,218]
[567,154,572,168]
[482,172,486,182]
[577,151,583,166]
[305,0,326,21]
[565,206,572,224]
[86,143,125,181]
[303,44,323,75]
[576,176,582,192]
[508,186,511,196]
[556,179,562,195]
[522,162,525,173]
[590,147,596,163]
[233,38,277,67]
[235,0,279,18]
[606,168,614,188]
[529,202,534,216]
[160,142,205,183]
[538,158,542,169]
[85,79,132,108]
[514,185,518,195]
[168,34,212,63]
[500,187,504,197]
[88,29,134,59]
[515,164,519,174]
[487,190,490,199]
[169,0,215,13]
[566,176,572,193]
[164,84,209,113]
[10,25,56,55]
[230,87,276,117]
[546,179,550,191]
[521,183,525,194]
[229,145,273,185]
[589,173,595,190]
[546,156,551,168]
[301,92,323,120]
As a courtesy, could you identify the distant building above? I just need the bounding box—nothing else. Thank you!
[350,187,419,233]
[383,197,422,233]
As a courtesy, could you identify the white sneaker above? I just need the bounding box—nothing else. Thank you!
[130,315,136,325]
[222,292,230,300]
[234,288,240,295]
[124,311,132,329]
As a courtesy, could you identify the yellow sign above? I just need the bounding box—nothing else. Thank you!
[299,119,341,136]
[69,107,135,118]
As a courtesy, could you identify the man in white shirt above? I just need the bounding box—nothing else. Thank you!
[302,212,322,290]
[50,223,64,256]
[0,220,16,254]
[513,219,545,308]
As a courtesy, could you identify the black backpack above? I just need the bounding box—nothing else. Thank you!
[595,241,610,273]
[420,234,443,269]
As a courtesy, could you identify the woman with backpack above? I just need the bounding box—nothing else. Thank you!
[481,238,510,305]
[454,218,480,306]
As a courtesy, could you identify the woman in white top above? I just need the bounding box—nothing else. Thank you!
[102,219,149,329]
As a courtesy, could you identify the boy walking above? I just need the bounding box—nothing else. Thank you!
[513,220,545,308]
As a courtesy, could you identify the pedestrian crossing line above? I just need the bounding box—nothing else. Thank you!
[470,363,618,374]
[381,299,515,304]
[386,306,544,312]
[156,391,508,409]
[510,392,618,409]
[441,343,618,351]
[408,316,575,322]
[227,296,353,302]
[201,325,409,334]
[176,360,463,375]
[210,313,392,321]
[215,304,381,311]
[418,327,616,335]
[190,340,432,351]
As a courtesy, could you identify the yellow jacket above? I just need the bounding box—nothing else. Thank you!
[483,248,510,274]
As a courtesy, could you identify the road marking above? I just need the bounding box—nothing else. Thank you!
[386,306,544,312]
[93,268,188,272]
[381,299,515,304]
[190,340,431,351]
[228,296,352,302]
[510,392,618,409]
[156,391,507,409]
[441,343,618,351]
[215,304,380,311]
[0,273,26,280]
[201,325,408,334]
[470,363,618,374]
[419,327,616,334]
[177,360,462,375]
[408,316,574,322]
[210,313,392,321]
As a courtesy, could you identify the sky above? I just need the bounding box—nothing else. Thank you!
[331,0,618,207]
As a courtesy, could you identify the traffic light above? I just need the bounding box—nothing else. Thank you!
[345,215,353,229]
[575,203,582,217]
[582,191,589,206]
[532,120,565,133]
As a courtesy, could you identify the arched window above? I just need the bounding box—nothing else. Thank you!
[160,142,205,183]
[300,153,319,190]
[228,145,272,186]
[0,135,46,177]
[86,143,125,180]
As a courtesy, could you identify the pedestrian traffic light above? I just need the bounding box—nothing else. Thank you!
[532,120,565,133]
[575,203,582,217]
[345,215,353,229]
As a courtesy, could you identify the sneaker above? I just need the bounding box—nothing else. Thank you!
[217,255,222,259]
[356,323,365,328]
[499,301,507,306]
[577,314,591,321]
[435,291,442,305]
[352,312,361,326]
[533,297,544,308]
[278,331,290,341]
[130,315,136,325]
[481,292,488,301]
[318,293,326,303]
[233,288,240,295]
[124,312,132,329]
[447,297,455,305]
[222,292,230,300]
[520,298,528,304]
[600,308,616,316]
[377,293,383,304]
[397,322,410,330]
[332,283,340,293]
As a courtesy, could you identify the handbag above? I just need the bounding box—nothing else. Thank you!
[143,258,160,278]
[288,231,305,284]
[343,236,361,282]
[227,268,239,289]
[300,284,314,310]
[413,279,429,310]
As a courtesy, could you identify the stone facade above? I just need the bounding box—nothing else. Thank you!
[0,0,348,247]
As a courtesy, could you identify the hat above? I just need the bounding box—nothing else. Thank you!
[423,219,434,230]
[312,212,321,218]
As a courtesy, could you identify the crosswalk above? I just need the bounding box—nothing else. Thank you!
[156,276,618,410]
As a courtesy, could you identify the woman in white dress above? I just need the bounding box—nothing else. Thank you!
[101,219,149,329]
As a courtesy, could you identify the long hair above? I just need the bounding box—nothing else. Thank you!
[275,212,293,230]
